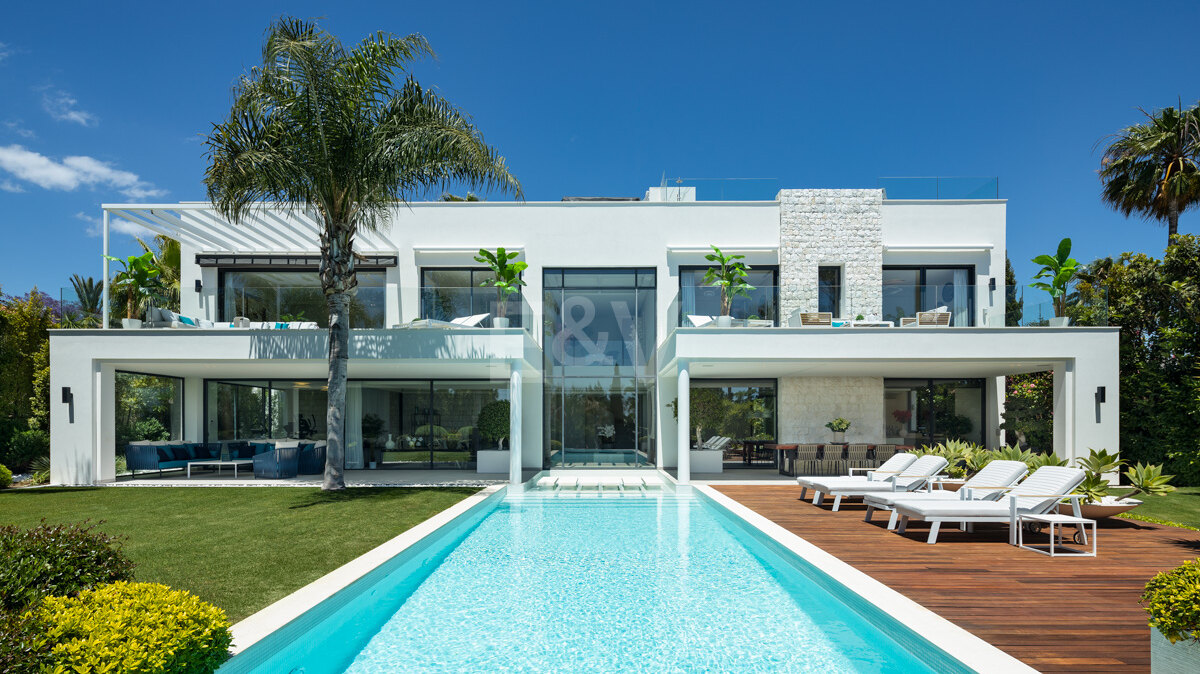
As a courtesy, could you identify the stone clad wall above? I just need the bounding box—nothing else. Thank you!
[778,377,885,444]
[778,189,883,324]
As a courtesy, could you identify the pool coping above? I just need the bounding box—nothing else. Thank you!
[695,485,1037,674]
[227,484,505,655]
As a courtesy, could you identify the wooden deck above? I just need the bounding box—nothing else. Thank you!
[714,485,1200,673]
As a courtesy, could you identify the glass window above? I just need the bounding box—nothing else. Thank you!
[420,268,521,326]
[205,379,327,442]
[818,266,842,317]
[115,372,183,451]
[679,266,778,325]
[882,267,975,326]
[883,379,984,446]
[689,379,777,466]
[221,270,386,328]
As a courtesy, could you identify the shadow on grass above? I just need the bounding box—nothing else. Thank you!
[288,486,478,509]
[0,487,101,497]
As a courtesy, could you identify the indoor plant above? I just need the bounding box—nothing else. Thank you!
[474,247,527,328]
[105,251,165,329]
[475,400,511,474]
[1069,448,1175,518]
[703,245,755,327]
[1029,237,1079,326]
[1142,559,1200,671]
[825,417,850,443]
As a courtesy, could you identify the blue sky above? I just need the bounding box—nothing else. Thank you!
[1,0,1196,297]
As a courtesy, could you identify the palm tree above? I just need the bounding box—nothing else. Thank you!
[203,18,521,490]
[69,274,104,327]
[1099,103,1200,245]
[137,235,181,312]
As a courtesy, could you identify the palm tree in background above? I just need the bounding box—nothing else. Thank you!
[1099,103,1200,246]
[69,274,104,327]
[204,18,521,490]
[137,235,181,312]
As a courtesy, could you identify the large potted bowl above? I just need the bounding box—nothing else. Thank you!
[1058,496,1142,519]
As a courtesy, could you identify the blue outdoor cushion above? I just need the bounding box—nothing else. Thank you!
[171,445,193,461]
[274,322,289,330]
[155,446,172,462]
[178,315,197,326]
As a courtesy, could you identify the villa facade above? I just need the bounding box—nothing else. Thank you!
[48,186,1120,485]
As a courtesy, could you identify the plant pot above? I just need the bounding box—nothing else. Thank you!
[715,315,732,328]
[477,449,510,474]
[493,317,510,328]
[1058,496,1142,519]
[831,431,845,443]
[121,318,143,329]
[369,461,377,470]
[1151,626,1200,673]
[1048,316,1071,327]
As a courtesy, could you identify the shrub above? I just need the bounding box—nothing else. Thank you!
[0,521,135,613]
[1,429,49,473]
[1142,559,1200,643]
[476,400,510,445]
[0,464,11,488]
[35,582,231,673]
[0,609,52,673]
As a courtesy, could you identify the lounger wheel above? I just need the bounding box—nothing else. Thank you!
[1024,522,1044,536]
[1072,529,1088,545]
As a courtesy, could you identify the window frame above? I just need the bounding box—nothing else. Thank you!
[882,264,977,327]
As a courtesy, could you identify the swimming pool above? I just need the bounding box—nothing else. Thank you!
[222,488,977,673]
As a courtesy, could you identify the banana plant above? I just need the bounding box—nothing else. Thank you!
[474,247,527,319]
[1029,237,1080,318]
[104,251,166,320]
[702,245,754,317]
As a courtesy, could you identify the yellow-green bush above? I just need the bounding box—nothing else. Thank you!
[1142,558,1200,643]
[35,581,232,673]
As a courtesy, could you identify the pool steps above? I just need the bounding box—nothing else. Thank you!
[534,474,665,494]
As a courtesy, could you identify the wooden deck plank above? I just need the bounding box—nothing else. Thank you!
[714,485,1200,673]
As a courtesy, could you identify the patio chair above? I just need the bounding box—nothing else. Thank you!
[873,444,896,465]
[686,315,715,327]
[917,311,952,326]
[891,465,1087,544]
[792,444,821,476]
[817,444,847,475]
[846,444,872,471]
[899,317,917,326]
[796,452,916,496]
[297,442,326,475]
[253,446,300,479]
[799,312,833,326]
[863,460,1028,529]
[802,454,949,511]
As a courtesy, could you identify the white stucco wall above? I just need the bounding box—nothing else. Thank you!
[777,376,885,444]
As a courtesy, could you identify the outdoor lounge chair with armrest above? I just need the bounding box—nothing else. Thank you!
[394,313,490,329]
[863,460,1028,529]
[796,452,917,497]
[891,465,1087,544]
[686,315,715,327]
[799,312,833,326]
[801,455,949,512]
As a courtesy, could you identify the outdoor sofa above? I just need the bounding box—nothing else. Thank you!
[143,307,318,330]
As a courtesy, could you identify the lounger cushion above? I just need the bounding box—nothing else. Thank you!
[896,500,1017,518]
[820,480,931,495]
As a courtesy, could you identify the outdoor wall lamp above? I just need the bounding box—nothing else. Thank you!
[61,386,72,404]
[988,277,996,291]
[1096,386,1106,403]
[194,279,203,292]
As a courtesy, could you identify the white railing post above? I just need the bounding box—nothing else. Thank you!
[101,210,110,329]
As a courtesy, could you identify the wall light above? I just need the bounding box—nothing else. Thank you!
[61,386,72,404]
[1096,386,1106,403]
[194,279,203,292]
[988,277,997,291]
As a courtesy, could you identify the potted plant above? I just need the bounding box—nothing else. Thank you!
[1029,237,1079,327]
[105,251,165,329]
[1068,448,1175,518]
[1142,559,1200,671]
[703,245,755,327]
[475,400,511,473]
[825,417,851,443]
[474,247,527,328]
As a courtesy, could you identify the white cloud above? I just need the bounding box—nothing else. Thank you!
[4,120,35,139]
[40,88,97,127]
[0,145,165,199]
[0,179,23,193]
[0,43,10,63]
[77,211,151,238]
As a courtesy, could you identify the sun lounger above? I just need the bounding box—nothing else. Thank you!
[802,455,949,511]
[796,452,917,497]
[555,477,578,491]
[863,460,1028,529]
[394,313,490,329]
[891,465,1087,544]
[536,476,558,489]
[641,475,665,488]
[687,315,715,327]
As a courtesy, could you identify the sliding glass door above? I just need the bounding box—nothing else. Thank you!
[883,379,985,447]
[882,266,975,326]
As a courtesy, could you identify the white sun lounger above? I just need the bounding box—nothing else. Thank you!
[802,455,949,511]
[555,477,578,491]
[536,476,558,490]
[796,453,917,496]
[641,475,665,489]
[578,477,601,490]
[892,465,1087,544]
[863,460,1028,529]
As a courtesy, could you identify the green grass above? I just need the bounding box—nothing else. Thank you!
[0,487,478,621]
[1114,486,1200,530]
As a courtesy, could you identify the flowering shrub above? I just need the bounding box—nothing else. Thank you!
[1142,559,1200,643]
[35,582,231,673]
[0,521,135,613]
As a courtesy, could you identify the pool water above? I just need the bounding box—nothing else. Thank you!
[228,491,970,673]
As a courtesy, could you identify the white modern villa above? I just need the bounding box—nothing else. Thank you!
[48,184,1119,487]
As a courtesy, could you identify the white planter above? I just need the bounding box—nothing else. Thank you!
[1151,627,1200,673]
[831,431,845,443]
[121,318,143,329]
[492,317,510,328]
[1058,496,1142,519]
[1048,316,1071,327]
[715,315,732,328]
[477,449,510,473]
[690,449,724,473]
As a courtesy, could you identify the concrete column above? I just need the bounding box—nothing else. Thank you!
[677,364,690,485]
[509,369,522,485]
[385,266,402,327]
[183,377,203,441]
[1052,361,1075,461]
[96,364,116,483]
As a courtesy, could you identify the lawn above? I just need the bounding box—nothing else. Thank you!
[1115,486,1200,530]
[0,487,478,621]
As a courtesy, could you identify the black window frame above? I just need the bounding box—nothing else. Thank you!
[817,265,842,317]
[217,266,388,327]
[882,264,977,327]
[419,266,524,324]
[677,264,779,325]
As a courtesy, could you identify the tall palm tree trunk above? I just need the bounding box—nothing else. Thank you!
[1168,198,1180,244]
[324,292,349,491]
